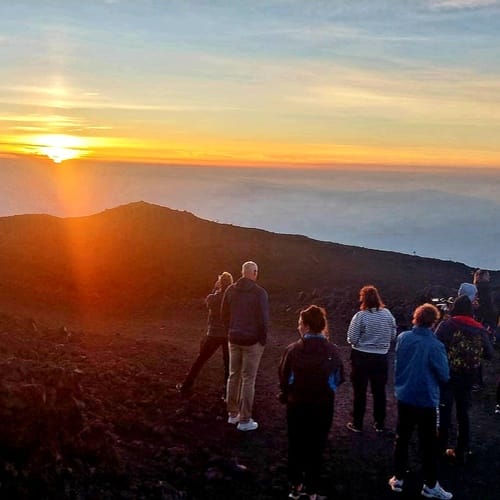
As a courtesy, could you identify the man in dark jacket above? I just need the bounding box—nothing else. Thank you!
[221,261,269,432]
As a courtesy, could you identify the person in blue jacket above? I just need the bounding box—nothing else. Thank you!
[388,303,453,500]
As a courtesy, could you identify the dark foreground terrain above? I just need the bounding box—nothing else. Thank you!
[0,202,498,498]
[0,306,498,500]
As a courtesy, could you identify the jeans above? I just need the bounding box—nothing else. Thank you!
[394,401,438,487]
[227,342,265,421]
[287,402,333,493]
[438,373,473,455]
[350,349,388,428]
[182,336,229,392]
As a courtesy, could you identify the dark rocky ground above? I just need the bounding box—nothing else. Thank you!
[0,202,498,498]
[0,305,498,500]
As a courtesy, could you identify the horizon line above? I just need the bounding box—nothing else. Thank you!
[2,152,499,173]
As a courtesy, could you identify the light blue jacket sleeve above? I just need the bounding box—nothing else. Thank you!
[431,340,450,385]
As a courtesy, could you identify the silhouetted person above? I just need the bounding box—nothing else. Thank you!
[346,285,396,433]
[436,295,494,463]
[473,269,498,334]
[221,261,268,432]
[279,305,344,500]
[472,270,500,414]
[496,382,500,415]
[176,272,233,397]
[469,271,498,392]
[388,303,452,500]
[457,282,484,389]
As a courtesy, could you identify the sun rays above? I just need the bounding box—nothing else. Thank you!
[32,134,88,163]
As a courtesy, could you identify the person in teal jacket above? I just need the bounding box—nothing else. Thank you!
[388,303,453,500]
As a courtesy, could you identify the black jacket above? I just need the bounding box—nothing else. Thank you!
[205,289,226,337]
[221,277,269,346]
[279,335,344,406]
[476,281,498,328]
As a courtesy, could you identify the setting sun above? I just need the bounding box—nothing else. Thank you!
[34,134,88,163]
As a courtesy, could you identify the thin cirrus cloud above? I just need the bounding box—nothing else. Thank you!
[1,98,244,114]
[429,0,499,9]
[266,23,431,44]
[281,59,500,124]
[299,74,500,121]
[0,1,499,167]
[0,80,246,114]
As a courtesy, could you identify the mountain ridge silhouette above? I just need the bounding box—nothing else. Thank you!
[0,201,487,321]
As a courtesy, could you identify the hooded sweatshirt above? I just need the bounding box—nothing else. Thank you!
[394,326,450,408]
[221,277,269,346]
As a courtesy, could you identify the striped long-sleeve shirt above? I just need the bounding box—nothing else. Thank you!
[347,308,397,354]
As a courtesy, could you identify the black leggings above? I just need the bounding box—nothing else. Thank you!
[182,336,229,391]
[394,402,438,487]
[438,375,473,454]
[350,349,388,428]
[287,402,334,493]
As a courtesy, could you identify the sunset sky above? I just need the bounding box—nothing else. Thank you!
[1,0,500,168]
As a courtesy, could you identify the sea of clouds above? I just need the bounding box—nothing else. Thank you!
[1,159,498,269]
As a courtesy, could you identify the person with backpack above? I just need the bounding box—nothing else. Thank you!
[346,285,397,433]
[278,305,344,500]
[435,294,495,463]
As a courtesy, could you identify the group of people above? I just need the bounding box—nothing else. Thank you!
[177,261,269,433]
[176,261,498,500]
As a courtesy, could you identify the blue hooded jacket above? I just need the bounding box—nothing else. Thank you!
[394,326,450,408]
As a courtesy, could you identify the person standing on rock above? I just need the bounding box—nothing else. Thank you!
[176,271,234,397]
[346,285,397,433]
[388,303,452,500]
[221,261,269,432]
[279,305,344,500]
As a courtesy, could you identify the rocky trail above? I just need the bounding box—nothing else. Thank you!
[0,308,498,499]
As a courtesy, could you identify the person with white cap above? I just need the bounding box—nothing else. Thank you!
[457,283,478,303]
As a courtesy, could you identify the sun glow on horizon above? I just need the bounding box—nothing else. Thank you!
[34,134,88,163]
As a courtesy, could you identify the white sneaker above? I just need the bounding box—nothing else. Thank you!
[421,481,453,499]
[388,476,404,492]
[287,484,305,499]
[227,414,240,424]
[237,419,258,431]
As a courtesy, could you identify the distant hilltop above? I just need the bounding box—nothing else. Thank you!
[0,201,490,324]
